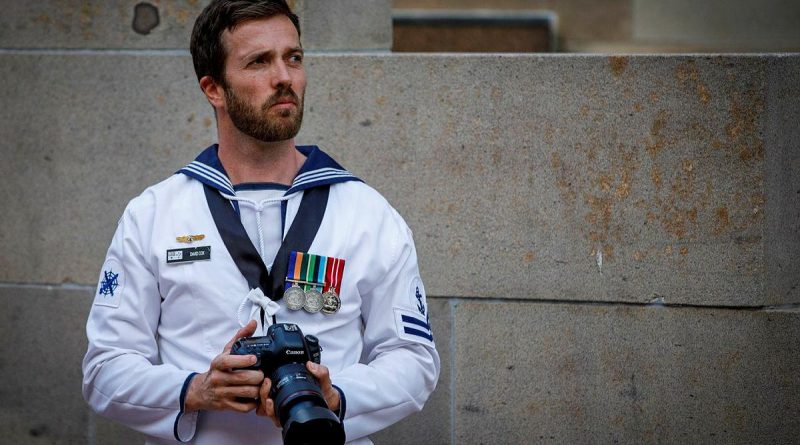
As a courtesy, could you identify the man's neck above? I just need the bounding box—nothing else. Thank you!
[217,132,305,186]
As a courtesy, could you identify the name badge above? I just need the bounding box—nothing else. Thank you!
[167,246,211,264]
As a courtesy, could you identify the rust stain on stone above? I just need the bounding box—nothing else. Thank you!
[609,56,628,77]
[659,205,693,239]
[445,203,460,215]
[697,84,710,105]
[650,166,663,190]
[569,136,641,256]
[543,125,556,144]
[615,176,631,200]
[174,9,191,23]
[602,244,615,261]
[687,208,698,223]
[33,13,52,25]
[74,2,102,40]
[448,239,462,256]
[523,251,536,263]
[725,91,765,163]
[203,117,213,128]
[676,60,711,106]
[598,174,613,193]
[718,350,743,375]
[550,152,562,170]
[556,178,577,205]
[651,112,667,136]
[714,206,730,234]
[647,110,670,157]
[559,357,577,375]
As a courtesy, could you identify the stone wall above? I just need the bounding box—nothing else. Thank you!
[0,1,798,444]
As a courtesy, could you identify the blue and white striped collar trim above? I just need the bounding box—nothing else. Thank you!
[177,144,361,196]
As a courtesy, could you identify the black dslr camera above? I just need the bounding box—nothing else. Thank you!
[231,323,345,445]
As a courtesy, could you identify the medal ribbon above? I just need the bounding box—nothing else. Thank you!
[324,256,346,294]
[286,251,302,291]
[316,255,328,288]
[305,253,316,291]
[287,251,331,291]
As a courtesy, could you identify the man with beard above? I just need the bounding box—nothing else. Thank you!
[81,1,440,444]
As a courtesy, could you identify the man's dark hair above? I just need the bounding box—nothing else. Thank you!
[190,0,301,84]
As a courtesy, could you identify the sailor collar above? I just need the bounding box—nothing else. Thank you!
[177,144,361,196]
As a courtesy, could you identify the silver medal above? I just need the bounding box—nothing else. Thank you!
[284,283,305,311]
[304,287,323,313]
[321,290,341,315]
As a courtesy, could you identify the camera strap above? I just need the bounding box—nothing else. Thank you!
[203,184,330,305]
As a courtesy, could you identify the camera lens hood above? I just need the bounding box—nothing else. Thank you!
[282,404,345,445]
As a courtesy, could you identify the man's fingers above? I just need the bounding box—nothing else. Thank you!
[227,398,259,413]
[259,377,271,402]
[223,320,258,353]
[257,378,280,427]
[306,362,340,412]
[213,353,258,372]
[224,384,261,400]
[306,361,330,383]
[258,378,272,414]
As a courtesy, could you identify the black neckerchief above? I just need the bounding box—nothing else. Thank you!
[203,184,330,303]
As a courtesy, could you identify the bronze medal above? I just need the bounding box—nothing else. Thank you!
[321,289,341,315]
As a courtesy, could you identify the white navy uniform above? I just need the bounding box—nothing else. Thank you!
[82,145,440,444]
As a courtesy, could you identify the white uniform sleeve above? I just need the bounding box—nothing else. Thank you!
[82,198,198,442]
[332,208,441,441]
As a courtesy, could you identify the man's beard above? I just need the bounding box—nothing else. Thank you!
[224,85,304,143]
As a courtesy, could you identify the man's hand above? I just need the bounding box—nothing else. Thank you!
[256,361,340,426]
[184,320,264,413]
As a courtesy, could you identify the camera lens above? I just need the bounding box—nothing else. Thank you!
[270,363,345,445]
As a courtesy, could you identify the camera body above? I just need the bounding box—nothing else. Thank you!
[232,323,322,377]
[231,323,345,445]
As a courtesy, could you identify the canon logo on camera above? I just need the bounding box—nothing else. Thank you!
[285,350,304,355]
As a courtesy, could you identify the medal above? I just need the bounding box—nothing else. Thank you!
[321,289,341,315]
[284,283,305,311]
[284,251,346,315]
[321,256,346,315]
[303,253,323,313]
[304,287,323,313]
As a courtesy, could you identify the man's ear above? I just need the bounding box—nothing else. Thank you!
[199,75,225,109]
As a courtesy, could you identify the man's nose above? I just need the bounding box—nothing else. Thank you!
[272,61,292,89]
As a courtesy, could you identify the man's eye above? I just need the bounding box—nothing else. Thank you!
[289,54,303,63]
